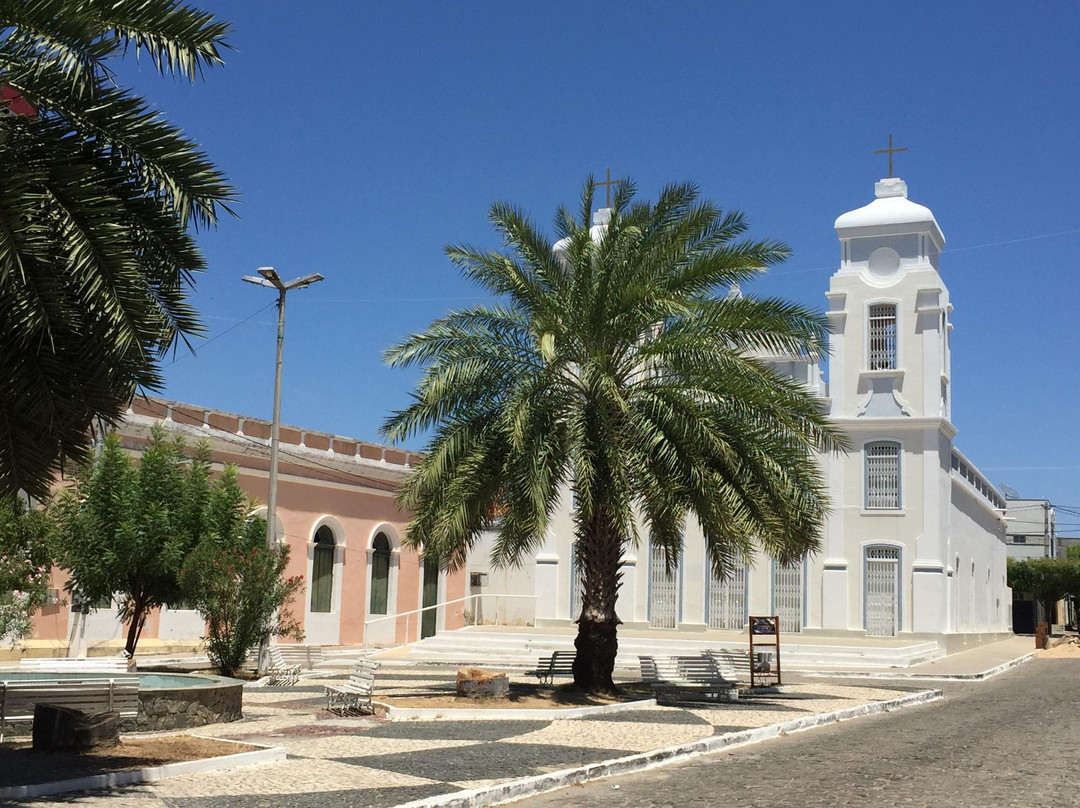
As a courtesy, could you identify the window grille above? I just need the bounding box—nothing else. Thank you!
[865,442,901,509]
[649,543,678,629]
[868,304,898,369]
[772,560,803,633]
[708,555,748,630]
[570,544,583,620]
[865,546,900,637]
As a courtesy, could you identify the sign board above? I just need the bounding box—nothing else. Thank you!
[748,615,781,688]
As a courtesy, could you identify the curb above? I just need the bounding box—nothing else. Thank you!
[383,698,657,721]
[800,652,1035,682]
[0,740,287,800]
[394,688,942,808]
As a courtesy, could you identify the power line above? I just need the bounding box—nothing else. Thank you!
[772,226,1080,278]
[165,301,277,368]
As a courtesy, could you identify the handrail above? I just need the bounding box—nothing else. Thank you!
[363,593,537,653]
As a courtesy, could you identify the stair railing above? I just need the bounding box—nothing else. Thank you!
[363,593,537,655]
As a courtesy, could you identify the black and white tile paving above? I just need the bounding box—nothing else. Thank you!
[9,666,910,808]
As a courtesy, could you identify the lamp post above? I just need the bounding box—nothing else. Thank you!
[242,267,324,672]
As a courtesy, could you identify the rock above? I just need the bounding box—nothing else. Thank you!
[32,704,119,752]
[456,667,509,699]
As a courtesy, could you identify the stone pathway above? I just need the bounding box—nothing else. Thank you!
[4,665,914,808]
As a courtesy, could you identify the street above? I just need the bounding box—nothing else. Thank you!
[518,659,1075,808]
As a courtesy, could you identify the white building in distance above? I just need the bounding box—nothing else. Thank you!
[472,175,1012,649]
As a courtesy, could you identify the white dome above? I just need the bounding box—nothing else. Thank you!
[834,196,937,230]
[834,177,944,246]
[551,208,611,267]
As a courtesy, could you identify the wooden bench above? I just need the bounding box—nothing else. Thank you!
[325,660,377,715]
[0,677,140,741]
[266,645,302,686]
[639,654,737,704]
[529,652,576,685]
[19,657,135,673]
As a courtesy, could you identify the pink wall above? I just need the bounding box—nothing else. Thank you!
[21,398,466,654]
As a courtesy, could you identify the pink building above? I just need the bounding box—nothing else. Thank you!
[21,396,465,659]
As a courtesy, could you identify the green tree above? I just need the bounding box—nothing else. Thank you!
[0,495,54,644]
[51,428,212,656]
[383,179,844,691]
[1007,557,1080,633]
[0,0,236,499]
[180,469,303,677]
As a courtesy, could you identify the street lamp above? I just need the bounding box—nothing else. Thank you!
[242,267,323,672]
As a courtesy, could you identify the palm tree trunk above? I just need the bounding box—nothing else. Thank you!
[572,509,623,693]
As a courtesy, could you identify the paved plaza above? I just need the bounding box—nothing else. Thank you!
[3,665,918,808]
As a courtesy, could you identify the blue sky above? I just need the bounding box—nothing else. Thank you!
[137,3,1080,521]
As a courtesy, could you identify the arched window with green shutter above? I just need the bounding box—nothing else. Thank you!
[310,525,335,613]
[370,533,391,615]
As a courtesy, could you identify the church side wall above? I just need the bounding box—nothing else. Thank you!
[466,527,536,626]
[948,478,1011,634]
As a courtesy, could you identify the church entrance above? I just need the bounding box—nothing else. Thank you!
[649,543,678,629]
[772,559,803,633]
[865,546,899,636]
[421,557,439,639]
[708,556,747,630]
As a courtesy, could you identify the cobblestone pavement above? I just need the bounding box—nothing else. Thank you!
[518,658,1078,808]
[3,665,913,808]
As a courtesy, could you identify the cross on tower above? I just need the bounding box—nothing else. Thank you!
[873,134,907,178]
[594,167,624,207]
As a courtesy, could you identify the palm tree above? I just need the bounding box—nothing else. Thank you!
[383,178,845,692]
[0,1,236,498]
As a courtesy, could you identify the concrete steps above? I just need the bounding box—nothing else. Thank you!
[401,629,944,669]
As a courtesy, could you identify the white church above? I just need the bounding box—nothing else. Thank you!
[471,173,1012,650]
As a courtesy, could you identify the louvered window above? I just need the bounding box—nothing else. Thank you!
[310,526,335,613]
[369,533,391,615]
[868,304,898,369]
[865,442,901,509]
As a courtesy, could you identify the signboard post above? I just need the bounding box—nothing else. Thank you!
[748,615,781,688]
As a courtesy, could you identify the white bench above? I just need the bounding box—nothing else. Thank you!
[274,645,324,670]
[639,654,737,704]
[0,677,140,740]
[325,660,377,715]
[19,657,135,673]
[267,646,301,686]
[706,649,754,683]
[707,648,777,686]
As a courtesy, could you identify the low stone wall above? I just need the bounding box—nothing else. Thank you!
[124,679,243,732]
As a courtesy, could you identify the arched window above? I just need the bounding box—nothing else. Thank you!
[370,533,391,615]
[865,441,901,509]
[310,526,335,613]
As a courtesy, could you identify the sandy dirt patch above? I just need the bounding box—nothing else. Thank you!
[384,682,653,709]
[1041,640,1080,658]
[0,735,259,788]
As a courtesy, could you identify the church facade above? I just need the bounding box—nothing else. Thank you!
[485,176,1011,647]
